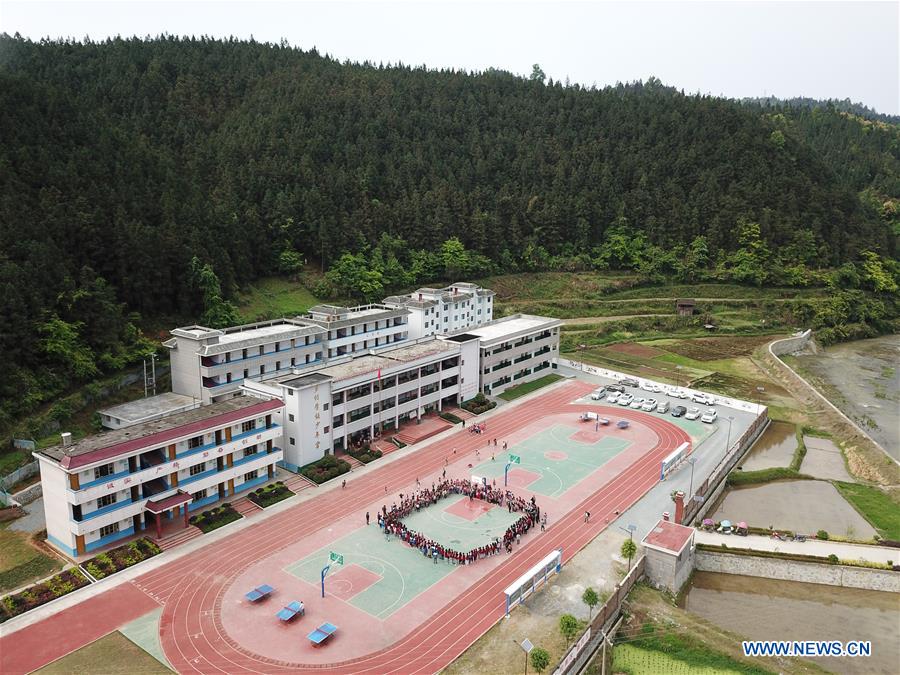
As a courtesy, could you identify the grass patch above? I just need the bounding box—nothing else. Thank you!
[235,276,320,322]
[0,525,64,593]
[616,621,773,674]
[833,482,900,540]
[498,374,563,401]
[189,503,242,533]
[726,467,813,486]
[34,630,170,674]
[300,455,351,484]
[0,447,33,476]
[247,481,294,508]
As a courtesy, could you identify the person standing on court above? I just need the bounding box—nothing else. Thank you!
[584,511,591,523]
[366,511,370,525]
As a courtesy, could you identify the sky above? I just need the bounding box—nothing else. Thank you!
[3,0,898,115]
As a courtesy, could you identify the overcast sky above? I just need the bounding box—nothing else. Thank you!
[4,0,898,114]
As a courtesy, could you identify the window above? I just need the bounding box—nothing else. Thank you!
[241,420,255,433]
[259,365,265,375]
[93,463,115,480]
[99,522,120,538]
[243,446,258,457]
[287,389,294,396]
[323,426,330,434]
[259,346,264,355]
[244,470,258,482]
[190,462,206,476]
[323,402,330,411]
[188,436,203,449]
[243,369,249,379]
[192,489,207,501]
[289,437,296,445]
[97,493,117,508]
[275,360,281,371]
[288,413,295,422]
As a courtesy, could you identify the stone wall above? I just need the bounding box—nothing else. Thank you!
[696,549,900,593]
[768,329,813,356]
[0,461,39,491]
[12,481,43,505]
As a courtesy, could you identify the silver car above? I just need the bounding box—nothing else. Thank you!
[656,401,670,414]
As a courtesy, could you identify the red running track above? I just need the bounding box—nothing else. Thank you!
[0,382,688,674]
[144,381,687,674]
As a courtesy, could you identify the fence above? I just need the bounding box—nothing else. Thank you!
[682,412,768,525]
[0,460,39,491]
[552,556,646,675]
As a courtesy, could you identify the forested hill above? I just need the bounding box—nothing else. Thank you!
[0,35,898,431]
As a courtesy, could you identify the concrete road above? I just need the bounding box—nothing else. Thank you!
[696,531,899,565]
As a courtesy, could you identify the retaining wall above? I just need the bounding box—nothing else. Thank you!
[696,549,900,593]
[12,482,42,505]
[768,329,813,356]
[0,461,39,491]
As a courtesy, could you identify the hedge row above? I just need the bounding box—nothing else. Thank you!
[83,538,160,580]
[189,503,242,533]
[0,568,89,623]
[248,482,294,508]
[300,455,351,484]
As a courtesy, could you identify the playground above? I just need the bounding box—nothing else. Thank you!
[0,380,692,675]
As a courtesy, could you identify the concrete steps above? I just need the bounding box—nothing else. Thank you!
[231,496,262,517]
[284,474,317,492]
[157,525,203,551]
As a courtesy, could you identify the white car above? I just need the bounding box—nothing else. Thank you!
[701,408,718,423]
[649,383,664,393]
[590,388,607,400]
[618,393,634,406]
[692,392,714,405]
[685,406,702,420]
[641,398,657,411]
[674,388,690,399]
[629,398,645,409]
[640,381,654,392]
[606,391,622,403]
[656,401,670,414]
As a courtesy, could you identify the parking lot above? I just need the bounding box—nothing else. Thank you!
[557,361,764,541]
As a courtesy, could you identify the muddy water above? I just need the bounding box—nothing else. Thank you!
[681,572,900,674]
[792,334,900,461]
[739,420,796,470]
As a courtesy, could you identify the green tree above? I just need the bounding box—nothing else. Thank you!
[581,587,600,621]
[529,64,546,83]
[621,539,637,568]
[277,248,305,275]
[325,252,384,302]
[860,251,899,293]
[530,647,550,673]
[559,613,579,646]
[189,257,240,328]
[440,237,471,280]
[39,316,98,379]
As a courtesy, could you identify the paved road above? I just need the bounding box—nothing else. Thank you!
[696,531,899,565]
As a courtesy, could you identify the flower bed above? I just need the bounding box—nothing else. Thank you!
[189,503,242,533]
[460,393,496,415]
[247,481,294,508]
[0,568,89,623]
[439,412,464,425]
[348,446,383,464]
[300,455,351,484]
[83,538,161,580]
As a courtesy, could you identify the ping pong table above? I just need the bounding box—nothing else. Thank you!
[276,601,305,622]
[307,622,338,646]
[245,584,275,602]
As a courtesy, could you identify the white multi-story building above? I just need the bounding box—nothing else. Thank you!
[35,394,284,557]
[164,319,326,404]
[450,314,561,396]
[245,337,480,469]
[383,282,494,338]
[301,304,410,358]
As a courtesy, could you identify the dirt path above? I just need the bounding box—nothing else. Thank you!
[506,297,796,305]
[562,314,667,326]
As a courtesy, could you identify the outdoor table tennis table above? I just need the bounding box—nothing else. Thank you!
[616,420,630,429]
[245,584,275,602]
[276,601,305,622]
[307,622,338,646]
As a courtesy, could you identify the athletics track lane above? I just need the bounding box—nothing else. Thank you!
[147,381,689,674]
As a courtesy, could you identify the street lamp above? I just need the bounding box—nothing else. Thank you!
[675,365,683,388]
[687,457,697,498]
[579,344,587,371]
[515,638,534,675]
[725,415,734,452]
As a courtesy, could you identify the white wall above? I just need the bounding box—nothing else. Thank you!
[458,339,481,402]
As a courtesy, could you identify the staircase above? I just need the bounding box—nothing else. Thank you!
[231,496,262,517]
[284,473,317,493]
[336,451,365,470]
[157,525,203,551]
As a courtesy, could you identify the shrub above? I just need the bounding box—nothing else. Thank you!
[827,554,839,564]
[817,529,829,540]
[300,455,351,484]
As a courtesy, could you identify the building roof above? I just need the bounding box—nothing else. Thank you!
[40,395,284,470]
[442,333,480,343]
[383,282,494,308]
[168,319,324,356]
[458,314,559,345]
[302,304,409,329]
[641,520,694,555]
[99,392,200,425]
[278,372,333,389]
[145,490,193,514]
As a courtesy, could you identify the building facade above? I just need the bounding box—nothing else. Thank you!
[164,320,326,404]
[451,314,561,396]
[35,395,284,557]
[245,337,480,469]
[383,282,494,338]
[301,304,410,358]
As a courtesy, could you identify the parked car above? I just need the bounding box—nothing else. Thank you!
[673,388,690,399]
[656,401,670,414]
[619,378,639,387]
[701,408,718,423]
[618,393,634,406]
[649,383,663,393]
[606,391,622,404]
[641,398,657,411]
[671,405,687,417]
[692,392,714,405]
[590,388,607,400]
[629,398,645,409]
[640,381,654,392]
[607,383,626,393]
[685,406,702,420]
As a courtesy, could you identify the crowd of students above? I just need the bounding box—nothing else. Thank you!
[376,477,542,564]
